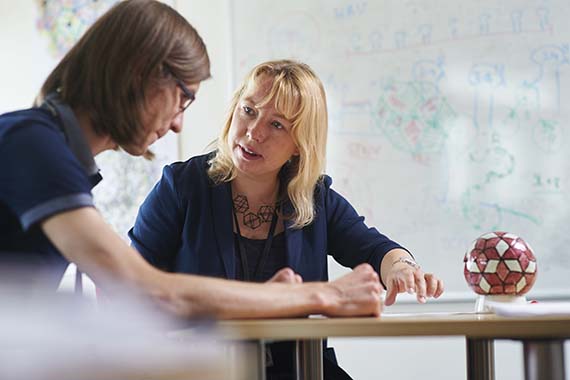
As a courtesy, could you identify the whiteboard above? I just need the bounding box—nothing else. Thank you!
[230,0,570,299]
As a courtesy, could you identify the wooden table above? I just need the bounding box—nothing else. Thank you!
[173,313,570,380]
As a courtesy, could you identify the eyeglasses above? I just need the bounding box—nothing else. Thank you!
[166,67,195,112]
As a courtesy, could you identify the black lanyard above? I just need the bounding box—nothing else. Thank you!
[232,206,279,282]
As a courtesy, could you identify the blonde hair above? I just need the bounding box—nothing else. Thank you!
[208,60,328,228]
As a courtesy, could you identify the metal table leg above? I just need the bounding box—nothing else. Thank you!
[240,340,266,380]
[523,340,565,380]
[295,339,323,380]
[466,338,495,380]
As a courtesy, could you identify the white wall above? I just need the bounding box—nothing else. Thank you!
[175,0,233,159]
[177,2,569,379]
[0,1,57,113]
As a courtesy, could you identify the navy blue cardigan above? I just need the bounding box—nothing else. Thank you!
[129,153,405,283]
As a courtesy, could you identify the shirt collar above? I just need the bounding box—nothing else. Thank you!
[42,93,102,185]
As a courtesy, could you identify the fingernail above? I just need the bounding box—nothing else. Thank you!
[419,296,426,303]
[407,288,415,294]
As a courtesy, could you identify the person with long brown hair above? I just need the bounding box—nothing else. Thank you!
[0,1,383,319]
[130,59,445,379]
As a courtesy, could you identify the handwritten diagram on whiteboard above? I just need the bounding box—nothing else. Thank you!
[231,0,570,298]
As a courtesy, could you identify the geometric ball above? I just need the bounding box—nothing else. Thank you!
[463,232,537,295]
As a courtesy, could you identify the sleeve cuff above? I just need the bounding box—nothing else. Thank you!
[21,193,95,230]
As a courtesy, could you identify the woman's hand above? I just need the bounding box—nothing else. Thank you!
[266,267,303,284]
[384,259,444,306]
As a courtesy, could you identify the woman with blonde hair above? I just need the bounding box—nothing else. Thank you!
[131,59,444,379]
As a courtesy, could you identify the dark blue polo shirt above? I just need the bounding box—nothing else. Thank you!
[0,96,102,288]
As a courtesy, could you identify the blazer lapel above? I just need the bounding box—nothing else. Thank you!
[284,201,303,272]
[211,182,236,279]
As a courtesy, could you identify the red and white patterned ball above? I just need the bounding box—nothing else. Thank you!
[464,232,537,295]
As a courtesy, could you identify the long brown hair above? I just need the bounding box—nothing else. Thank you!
[36,0,210,155]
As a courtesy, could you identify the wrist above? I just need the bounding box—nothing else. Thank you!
[310,282,337,316]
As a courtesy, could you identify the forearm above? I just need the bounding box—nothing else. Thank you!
[172,263,383,319]
[160,273,329,319]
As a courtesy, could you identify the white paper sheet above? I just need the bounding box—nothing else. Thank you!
[489,302,570,317]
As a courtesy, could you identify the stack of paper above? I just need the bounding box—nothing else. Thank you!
[490,301,570,317]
